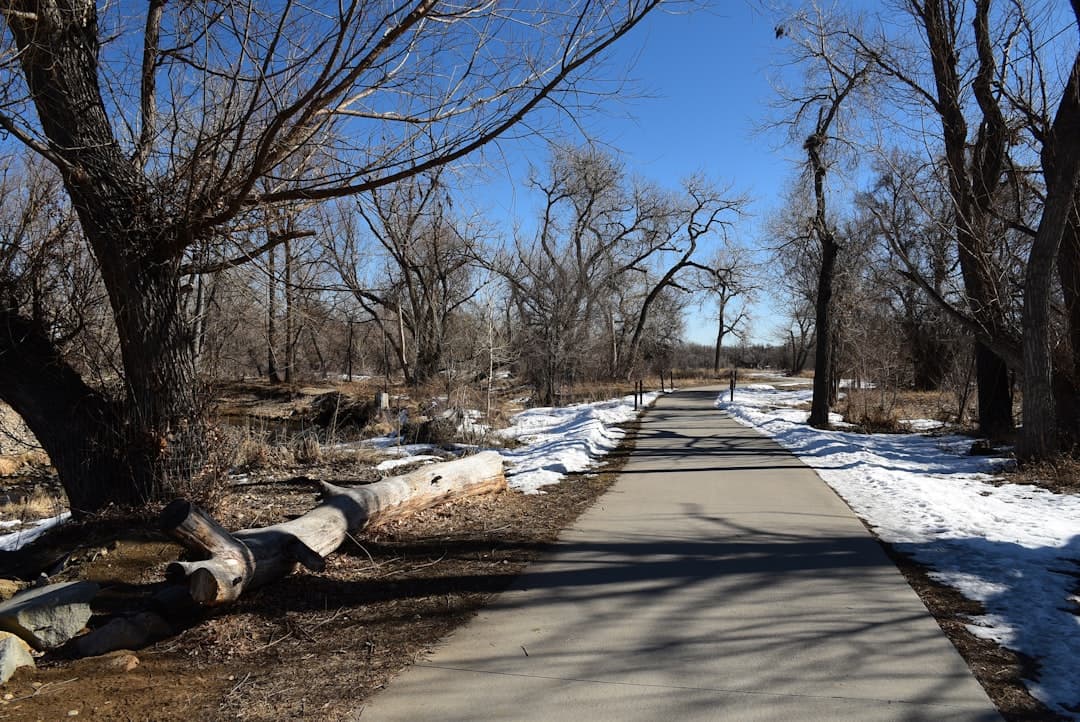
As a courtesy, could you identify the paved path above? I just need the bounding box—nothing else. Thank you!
[358,387,999,721]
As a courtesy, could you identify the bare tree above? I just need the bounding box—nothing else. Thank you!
[859,151,965,390]
[621,175,742,375]
[328,169,485,385]
[777,4,870,427]
[843,0,1080,453]
[695,240,757,374]
[0,1,665,511]
[837,0,1030,438]
[498,146,738,403]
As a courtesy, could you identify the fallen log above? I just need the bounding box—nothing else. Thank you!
[163,451,506,606]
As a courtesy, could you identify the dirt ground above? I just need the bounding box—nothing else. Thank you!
[0,378,1074,721]
[0,415,639,721]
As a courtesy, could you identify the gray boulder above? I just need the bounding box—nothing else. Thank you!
[0,630,35,683]
[0,581,98,650]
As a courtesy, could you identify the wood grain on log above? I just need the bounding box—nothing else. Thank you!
[163,451,505,606]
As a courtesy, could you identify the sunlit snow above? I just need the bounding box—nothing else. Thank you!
[498,392,662,494]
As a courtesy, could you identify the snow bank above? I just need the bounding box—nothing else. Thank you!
[716,387,1080,717]
[347,392,658,494]
[499,392,660,494]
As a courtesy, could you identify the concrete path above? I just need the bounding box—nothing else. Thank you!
[357,387,999,721]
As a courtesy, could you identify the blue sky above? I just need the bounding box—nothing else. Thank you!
[468,2,801,346]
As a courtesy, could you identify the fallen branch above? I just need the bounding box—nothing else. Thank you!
[162,451,506,606]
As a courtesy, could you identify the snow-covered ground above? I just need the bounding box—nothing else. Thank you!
[497,392,660,493]
[717,383,1080,718]
[353,392,661,494]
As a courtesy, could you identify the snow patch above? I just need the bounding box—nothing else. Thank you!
[375,455,442,472]
[0,512,71,552]
[498,392,660,494]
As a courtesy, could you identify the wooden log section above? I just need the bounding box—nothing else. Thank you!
[162,451,506,606]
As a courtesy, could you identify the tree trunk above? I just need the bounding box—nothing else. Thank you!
[713,304,726,375]
[809,237,838,428]
[804,123,840,429]
[163,452,506,606]
[267,245,280,383]
[1020,50,1080,459]
[284,239,295,384]
[107,259,206,503]
[0,312,127,513]
[1056,210,1080,448]
[974,343,1012,439]
[2,3,207,507]
[915,0,1015,440]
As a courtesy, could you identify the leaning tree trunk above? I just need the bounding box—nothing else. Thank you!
[164,452,506,606]
[0,312,129,513]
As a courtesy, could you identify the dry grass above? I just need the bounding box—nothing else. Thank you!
[839,388,965,434]
[291,433,322,465]
[0,451,50,477]
[0,486,66,524]
[1004,455,1080,495]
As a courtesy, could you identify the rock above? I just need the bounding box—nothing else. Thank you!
[0,580,25,602]
[74,612,171,657]
[0,581,98,650]
[0,631,35,684]
[100,651,139,672]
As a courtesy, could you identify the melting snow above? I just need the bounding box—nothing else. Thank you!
[498,392,661,494]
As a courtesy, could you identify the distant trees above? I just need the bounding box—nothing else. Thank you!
[328,168,485,386]
[496,146,740,404]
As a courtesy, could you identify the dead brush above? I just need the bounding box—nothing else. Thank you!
[1008,454,1080,495]
[215,425,293,471]
[840,389,904,433]
[292,432,323,465]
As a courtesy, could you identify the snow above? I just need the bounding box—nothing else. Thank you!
[375,455,441,472]
[902,418,947,432]
[716,385,1080,718]
[0,512,71,552]
[448,409,489,439]
[348,392,657,491]
[498,392,661,494]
